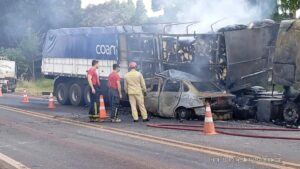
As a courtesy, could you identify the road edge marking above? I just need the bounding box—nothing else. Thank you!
[0,153,30,169]
[0,105,299,169]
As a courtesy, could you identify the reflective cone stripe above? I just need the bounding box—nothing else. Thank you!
[204,116,213,123]
[206,105,211,112]
[203,103,217,135]
[99,95,108,119]
[48,93,56,109]
[22,90,29,103]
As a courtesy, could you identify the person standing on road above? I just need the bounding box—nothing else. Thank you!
[108,64,122,123]
[124,62,149,122]
[87,60,101,122]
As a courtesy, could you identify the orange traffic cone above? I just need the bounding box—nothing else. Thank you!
[99,95,108,119]
[48,93,56,109]
[22,90,29,103]
[203,103,217,135]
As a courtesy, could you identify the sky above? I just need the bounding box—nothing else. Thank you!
[81,0,300,19]
[81,0,163,17]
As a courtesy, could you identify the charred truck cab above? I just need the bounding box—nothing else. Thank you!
[216,22,282,121]
[273,20,300,124]
[158,22,282,122]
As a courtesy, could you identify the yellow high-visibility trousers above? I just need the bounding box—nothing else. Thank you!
[128,94,148,120]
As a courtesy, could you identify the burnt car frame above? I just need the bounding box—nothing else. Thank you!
[145,70,234,120]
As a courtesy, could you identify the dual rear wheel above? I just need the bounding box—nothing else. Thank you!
[56,82,90,106]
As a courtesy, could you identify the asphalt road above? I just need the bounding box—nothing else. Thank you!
[0,94,299,169]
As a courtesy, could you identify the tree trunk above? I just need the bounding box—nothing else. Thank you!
[291,10,297,19]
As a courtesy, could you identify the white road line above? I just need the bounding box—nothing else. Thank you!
[0,153,30,169]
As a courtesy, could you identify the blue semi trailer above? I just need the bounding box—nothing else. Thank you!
[42,26,162,106]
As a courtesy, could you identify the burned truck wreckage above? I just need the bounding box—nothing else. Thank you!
[42,19,300,125]
[155,21,282,122]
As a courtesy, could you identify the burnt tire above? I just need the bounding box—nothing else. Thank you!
[83,85,91,106]
[69,83,84,106]
[283,101,299,124]
[56,83,70,105]
[176,108,192,121]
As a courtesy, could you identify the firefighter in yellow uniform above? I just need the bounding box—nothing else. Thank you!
[125,62,149,122]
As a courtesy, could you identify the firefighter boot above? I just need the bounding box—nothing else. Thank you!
[111,108,121,123]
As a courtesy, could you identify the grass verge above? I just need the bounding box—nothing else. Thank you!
[16,78,53,95]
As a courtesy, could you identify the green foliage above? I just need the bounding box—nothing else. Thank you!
[19,32,41,78]
[19,33,40,61]
[81,0,135,26]
[150,0,197,22]
[0,0,81,79]
[0,0,81,48]
[131,0,148,25]
[0,47,22,62]
[0,0,149,80]
[0,47,26,77]
[278,0,300,18]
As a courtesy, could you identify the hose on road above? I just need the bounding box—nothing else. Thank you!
[147,123,300,141]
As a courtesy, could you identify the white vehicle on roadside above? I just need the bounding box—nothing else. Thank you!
[0,57,17,93]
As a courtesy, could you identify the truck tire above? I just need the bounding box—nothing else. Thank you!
[83,85,91,106]
[69,83,83,106]
[56,83,70,105]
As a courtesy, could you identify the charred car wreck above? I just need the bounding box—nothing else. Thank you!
[145,69,233,120]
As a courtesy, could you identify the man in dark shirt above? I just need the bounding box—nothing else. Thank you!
[87,60,101,122]
[108,64,122,123]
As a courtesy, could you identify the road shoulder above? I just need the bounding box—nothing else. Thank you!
[0,153,30,169]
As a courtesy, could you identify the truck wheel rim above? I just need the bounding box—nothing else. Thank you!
[72,89,79,102]
[58,89,64,101]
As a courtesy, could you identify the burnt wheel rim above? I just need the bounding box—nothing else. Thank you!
[284,107,299,123]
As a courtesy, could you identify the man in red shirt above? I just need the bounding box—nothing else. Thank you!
[87,60,101,122]
[108,64,122,122]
